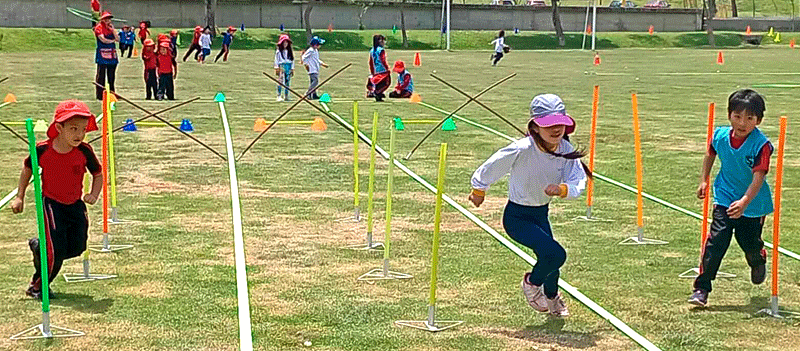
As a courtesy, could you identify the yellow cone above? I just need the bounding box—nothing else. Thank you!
[774,32,782,43]
[310,117,327,131]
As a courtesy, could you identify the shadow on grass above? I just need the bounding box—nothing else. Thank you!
[690,295,768,314]
[487,318,602,348]
[673,33,746,47]
[50,293,114,314]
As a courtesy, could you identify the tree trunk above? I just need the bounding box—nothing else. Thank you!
[401,0,408,48]
[705,0,716,47]
[304,2,314,45]
[551,0,565,46]
[205,0,217,36]
[731,0,738,17]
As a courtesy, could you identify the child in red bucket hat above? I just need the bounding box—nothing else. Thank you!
[156,41,178,100]
[11,100,102,299]
[142,39,158,99]
[389,60,413,99]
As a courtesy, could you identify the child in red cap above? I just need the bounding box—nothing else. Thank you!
[11,100,102,299]
[183,26,203,62]
[389,60,413,98]
[169,30,179,59]
[156,41,178,100]
[215,26,236,63]
[137,20,150,45]
[141,39,158,100]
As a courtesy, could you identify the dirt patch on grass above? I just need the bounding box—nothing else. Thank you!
[119,167,229,198]
[476,325,633,351]
[116,280,171,298]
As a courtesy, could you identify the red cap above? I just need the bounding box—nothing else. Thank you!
[159,41,170,48]
[228,26,237,32]
[170,29,178,36]
[100,11,113,20]
[195,26,202,32]
[47,100,98,140]
[157,33,169,42]
[392,60,405,73]
[144,38,155,47]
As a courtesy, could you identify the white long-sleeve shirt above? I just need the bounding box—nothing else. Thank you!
[471,137,587,207]
[301,47,321,74]
[491,37,505,53]
[274,49,294,70]
[199,33,212,49]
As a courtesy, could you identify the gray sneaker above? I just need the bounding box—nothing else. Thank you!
[546,293,570,317]
[521,273,548,312]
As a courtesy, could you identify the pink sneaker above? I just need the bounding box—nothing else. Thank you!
[521,273,548,312]
[546,293,570,317]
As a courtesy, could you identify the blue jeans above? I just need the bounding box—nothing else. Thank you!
[276,63,293,97]
[502,201,566,299]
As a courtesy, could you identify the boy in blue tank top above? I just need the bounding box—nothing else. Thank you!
[689,89,773,307]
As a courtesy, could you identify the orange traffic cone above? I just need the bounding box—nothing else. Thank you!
[791,38,796,48]
[253,118,268,132]
[746,25,751,35]
[717,51,724,65]
[648,25,654,35]
[310,117,327,131]
[133,45,138,57]
[593,53,601,66]
[4,93,17,103]
[414,52,421,67]
[586,24,592,35]
[328,23,333,32]
[409,93,422,103]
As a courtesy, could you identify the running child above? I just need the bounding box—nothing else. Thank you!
[490,30,507,67]
[273,34,294,102]
[11,100,101,299]
[215,26,236,63]
[469,94,590,317]
[156,41,177,100]
[183,26,203,62]
[118,25,135,58]
[169,30,179,59]
[389,60,413,98]
[141,39,158,100]
[198,27,212,63]
[301,36,328,100]
[367,34,390,102]
[689,89,772,307]
[137,20,150,45]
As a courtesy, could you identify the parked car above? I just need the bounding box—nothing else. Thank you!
[526,0,547,6]
[490,0,516,5]
[609,0,637,7]
[644,0,670,7]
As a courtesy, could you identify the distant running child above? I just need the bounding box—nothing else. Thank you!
[389,60,413,98]
[137,20,150,45]
[215,26,236,63]
[90,0,101,28]
[273,34,294,102]
[183,26,203,62]
[490,30,508,67]
[301,36,328,100]
[11,100,101,299]
[366,34,390,102]
[118,25,136,58]
[141,39,158,100]
[198,27,212,63]
[688,89,773,307]
[469,94,590,317]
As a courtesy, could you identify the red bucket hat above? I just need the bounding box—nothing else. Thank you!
[228,26,237,32]
[47,100,98,140]
[170,29,178,36]
[277,34,292,46]
[100,12,113,20]
[159,41,170,48]
[194,26,202,32]
[392,60,405,73]
[144,38,155,47]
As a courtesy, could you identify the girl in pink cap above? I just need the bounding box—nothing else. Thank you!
[469,93,591,317]
[273,34,295,102]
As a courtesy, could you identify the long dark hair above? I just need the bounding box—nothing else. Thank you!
[498,30,505,38]
[279,40,294,61]
[528,122,593,178]
[372,34,386,49]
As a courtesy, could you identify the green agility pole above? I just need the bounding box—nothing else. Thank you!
[10,120,84,340]
[345,111,384,251]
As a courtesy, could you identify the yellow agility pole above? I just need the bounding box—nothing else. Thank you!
[396,143,463,332]
[345,111,384,250]
[107,94,120,222]
[353,101,360,220]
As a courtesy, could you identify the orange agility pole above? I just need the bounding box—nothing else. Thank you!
[620,93,667,245]
[576,86,610,222]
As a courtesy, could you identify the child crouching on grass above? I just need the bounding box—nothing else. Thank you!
[469,94,589,317]
[11,100,102,299]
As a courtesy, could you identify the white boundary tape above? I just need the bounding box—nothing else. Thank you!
[321,102,663,351]
[217,99,254,351]
[417,102,800,262]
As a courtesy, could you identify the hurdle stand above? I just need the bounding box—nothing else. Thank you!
[346,111,384,251]
[336,101,362,223]
[575,85,612,222]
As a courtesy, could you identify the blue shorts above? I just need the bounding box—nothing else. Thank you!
[202,48,211,57]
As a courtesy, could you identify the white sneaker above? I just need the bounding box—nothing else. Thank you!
[276,95,284,102]
[521,273,548,312]
[546,293,570,317]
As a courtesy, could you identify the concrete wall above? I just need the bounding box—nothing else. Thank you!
[710,18,800,32]
[0,0,701,31]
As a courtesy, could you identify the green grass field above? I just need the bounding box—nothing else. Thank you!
[1,43,800,351]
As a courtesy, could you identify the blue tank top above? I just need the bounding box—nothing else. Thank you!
[711,126,773,217]
[95,30,118,65]
[398,71,413,92]
[370,47,387,74]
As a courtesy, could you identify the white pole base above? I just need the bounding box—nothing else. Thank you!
[357,268,413,282]
[343,242,385,251]
[574,206,614,222]
[678,267,736,278]
[395,319,463,332]
[10,324,84,340]
[756,296,800,318]
[88,244,134,253]
[619,236,669,245]
[63,273,117,283]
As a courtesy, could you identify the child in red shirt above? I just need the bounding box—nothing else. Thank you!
[137,21,150,45]
[182,26,203,62]
[156,42,178,100]
[11,100,102,299]
[141,39,158,100]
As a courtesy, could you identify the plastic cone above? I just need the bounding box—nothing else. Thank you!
[319,93,331,103]
[180,119,194,132]
[774,32,781,43]
[133,46,138,57]
[253,118,268,132]
[3,93,17,103]
[33,119,48,133]
[717,51,724,65]
[414,52,421,66]
[791,39,796,48]
[393,117,405,131]
[586,24,592,35]
[409,93,421,103]
[280,24,284,31]
[746,25,751,35]
[122,118,137,132]
[648,25,654,35]
[310,117,327,131]
[768,27,774,37]
[328,23,333,32]
[593,53,601,66]
[441,118,456,131]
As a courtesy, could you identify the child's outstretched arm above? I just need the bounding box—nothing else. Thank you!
[696,151,715,199]
[10,166,33,214]
[469,142,520,207]
[727,170,766,219]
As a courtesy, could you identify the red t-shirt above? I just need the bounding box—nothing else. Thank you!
[138,28,150,41]
[156,51,176,74]
[94,23,113,37]
[24,140,102,205]
[142,48,157,70]
[91,0,100,12]
[708,130,771,173]
[192,31,201,44]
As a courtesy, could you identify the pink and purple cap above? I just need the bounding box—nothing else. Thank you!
[529,94,575,135]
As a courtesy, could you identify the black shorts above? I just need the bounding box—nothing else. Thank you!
[41,197,89,260]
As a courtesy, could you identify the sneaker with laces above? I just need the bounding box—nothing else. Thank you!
[688,289,708,307]
[546,293,570,317]
[520,273,548,312]
[752,249,767,285]
[25,285,55,300]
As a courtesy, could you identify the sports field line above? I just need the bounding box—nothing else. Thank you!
[321,101,662,351]
[217,98,254,351]
[417,101,800,262]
